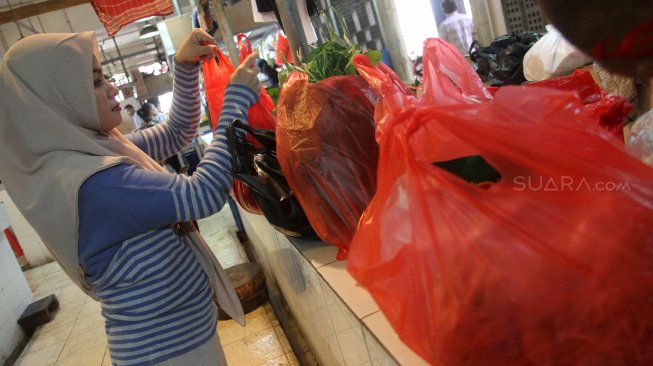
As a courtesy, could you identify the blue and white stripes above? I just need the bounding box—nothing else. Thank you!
[93,228,217,365]
[129,62,202,162]
[171,84,257,222]
[80,61,258,365]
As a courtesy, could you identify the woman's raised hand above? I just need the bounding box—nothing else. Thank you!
[175,29,218,65]
[230,52,261,95]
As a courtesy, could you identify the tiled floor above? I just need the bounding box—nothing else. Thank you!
[14,206,297,366]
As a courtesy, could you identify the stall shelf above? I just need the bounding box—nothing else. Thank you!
[238,208,429,366]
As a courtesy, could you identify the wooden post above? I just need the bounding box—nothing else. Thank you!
[274,0,309,65]
[371,0,413,82]
[211,0,240,66]
[0,0,89,25]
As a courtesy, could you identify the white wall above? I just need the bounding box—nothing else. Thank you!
[0,190,53,267]
[0,205,33,365]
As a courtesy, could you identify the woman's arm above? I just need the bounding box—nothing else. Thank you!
[127,61,201,161]
[79,83,258,278]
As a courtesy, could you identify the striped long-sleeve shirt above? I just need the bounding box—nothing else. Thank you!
[77,61,258,365]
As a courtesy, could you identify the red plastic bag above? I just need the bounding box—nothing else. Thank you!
[202,43,276,215]
[276,73,378,259]
[202,39,276,140]
[236,33,276,141]
[202,49,232,131]
[231,182,262,214]
[275,31,293,65]
[528,70,633,141]
[348,39,653,365]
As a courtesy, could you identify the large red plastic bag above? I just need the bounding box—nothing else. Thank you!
[354,39,489,162]
[276,73,378,259]
[348,38,653,365]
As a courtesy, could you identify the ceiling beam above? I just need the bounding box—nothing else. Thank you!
[0,0,90,25]
[100,47,159,66]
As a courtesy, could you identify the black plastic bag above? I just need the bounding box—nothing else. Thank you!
[469,32,542,86]
[226,120,318,239]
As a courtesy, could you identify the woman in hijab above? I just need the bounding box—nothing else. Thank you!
[0,28,260,365]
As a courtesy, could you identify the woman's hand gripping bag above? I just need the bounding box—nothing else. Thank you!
[276,72,378,259]
[236,33,276,135]
[202,39,276,215]
[347,38,653,365]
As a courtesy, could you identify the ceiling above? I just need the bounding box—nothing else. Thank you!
[0,0,277,78]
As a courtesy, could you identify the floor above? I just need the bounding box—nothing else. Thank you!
[13,206,298,366]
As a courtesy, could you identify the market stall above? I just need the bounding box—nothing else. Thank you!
[215,3,653,362]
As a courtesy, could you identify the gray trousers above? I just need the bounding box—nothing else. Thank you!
[155,332,227,366]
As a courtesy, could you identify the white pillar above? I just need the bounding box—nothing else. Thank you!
[373,0,413,82]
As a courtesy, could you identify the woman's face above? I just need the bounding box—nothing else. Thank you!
[93,55,122,132]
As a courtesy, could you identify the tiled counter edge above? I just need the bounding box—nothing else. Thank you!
[238,208,429,366]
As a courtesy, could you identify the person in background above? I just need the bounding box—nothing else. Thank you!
[136,102,159,130]
[534,0,653,80]
[0,28,261,365]
[125,104,136,118]
[116,104,136,134]
[438,0,476,56]
[147,96,168,124]
[132,103,144,130]
[257,59,279,87]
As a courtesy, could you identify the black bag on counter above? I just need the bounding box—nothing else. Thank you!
[226,120,318,239]
[469,32,542,86]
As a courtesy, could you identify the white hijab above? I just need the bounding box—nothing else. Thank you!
[0,33,244,324]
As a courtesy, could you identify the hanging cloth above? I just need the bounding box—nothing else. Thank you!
[90,0,174,37]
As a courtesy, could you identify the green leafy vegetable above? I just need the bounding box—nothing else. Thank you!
[279,10,382,86]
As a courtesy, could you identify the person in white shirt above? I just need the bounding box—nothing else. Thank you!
[438,0,476,55]
[116,104,136,134]
[147,96,168,124]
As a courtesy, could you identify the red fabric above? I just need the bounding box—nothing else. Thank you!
[90,0,174,36]
[349,38,653,365]
[4,228,23,257]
